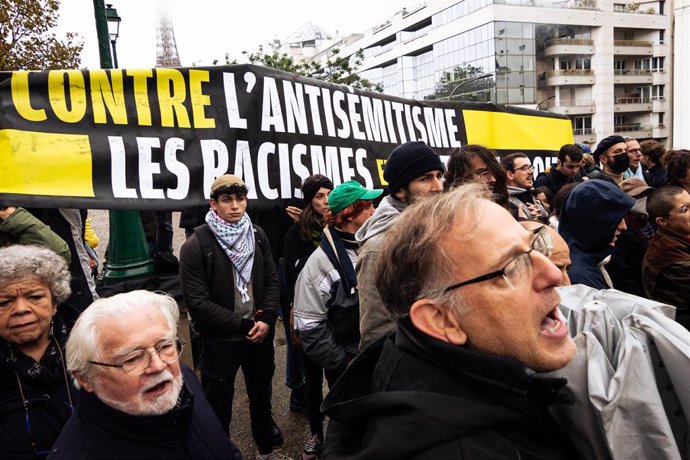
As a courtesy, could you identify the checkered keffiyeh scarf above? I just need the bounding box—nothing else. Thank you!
[206,209,255,303]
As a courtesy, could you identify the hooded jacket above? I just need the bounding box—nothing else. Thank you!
[354,196,407,351]
[322,319,579,460]
[558,181,634,289]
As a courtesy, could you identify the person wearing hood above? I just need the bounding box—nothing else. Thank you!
[590,135,630,185]
[643,186,690,329]
[607,178,655,297]
[356,141,444,351]
[501,153,548,223]
[322,183,579,459]
[558,180,635,289]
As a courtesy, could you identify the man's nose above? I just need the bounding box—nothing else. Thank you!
[531,250,563,289]
[431,177,444,192]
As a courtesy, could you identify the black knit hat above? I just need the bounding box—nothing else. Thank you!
[593,135,626,162]
[383,141,445,193]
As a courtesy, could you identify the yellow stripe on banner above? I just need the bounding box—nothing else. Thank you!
[463,110,574,151]
[0,129,94,197]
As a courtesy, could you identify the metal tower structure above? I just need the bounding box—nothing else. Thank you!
[156,7,181,67]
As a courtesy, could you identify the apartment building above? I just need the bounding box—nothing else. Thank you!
[327,0,672,146]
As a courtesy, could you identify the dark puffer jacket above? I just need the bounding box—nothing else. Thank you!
[322,319,580,460]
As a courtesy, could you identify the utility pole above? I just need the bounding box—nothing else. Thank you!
[93,0,155,285]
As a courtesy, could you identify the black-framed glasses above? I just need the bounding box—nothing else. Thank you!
[668,204,690,216]
[89,338,184,376]
[443,227,553,292]
[513,164,534,172]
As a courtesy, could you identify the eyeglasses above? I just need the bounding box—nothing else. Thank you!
[512,164,534,172]
[668,204,690,216]
[472,168,494,179]
[89,338,184,376]
[627,148,642,154]
[443,227,553,292]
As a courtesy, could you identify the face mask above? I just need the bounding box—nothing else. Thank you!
[609,153,630,174]
[631,196,648,217]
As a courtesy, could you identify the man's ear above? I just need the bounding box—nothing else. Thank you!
[409,299,467,345]
[74,371,95,393]
[209,198,217,211]
[506,170,515,182]
[656,216,668,228]
[393,188,407,203]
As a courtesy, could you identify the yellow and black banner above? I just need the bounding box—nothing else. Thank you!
[0,64,573,210]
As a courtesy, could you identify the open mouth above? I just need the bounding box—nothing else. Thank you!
[144,380,170,395]
[540,306,567,338]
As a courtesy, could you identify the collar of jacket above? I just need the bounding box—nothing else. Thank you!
[395,318,573,409]
[77,376,193,443]
[646,227,690,273]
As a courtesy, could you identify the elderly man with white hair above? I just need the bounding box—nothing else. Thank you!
[47,290,241,460]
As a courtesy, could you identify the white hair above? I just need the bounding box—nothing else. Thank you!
[66,290,180,388]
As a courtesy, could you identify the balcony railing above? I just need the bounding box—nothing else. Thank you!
[614,69,652,76]
[573,128,594,135]
[614,123,648,132]
[614,40,653,47]
[545,69,594,77]
[545,38,595,47]
[545,99,595,108]
[614,97,651,104]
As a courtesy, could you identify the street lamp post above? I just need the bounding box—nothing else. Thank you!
[105,4,121,68]
[92,0,154,285]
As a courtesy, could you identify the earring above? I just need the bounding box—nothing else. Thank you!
[49,319,55,338]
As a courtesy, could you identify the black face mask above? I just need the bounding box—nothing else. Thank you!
[609,153,630,174]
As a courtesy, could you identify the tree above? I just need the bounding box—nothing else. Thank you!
[237,45,383,92]
[0,0,83,71]
[424,63,494,101]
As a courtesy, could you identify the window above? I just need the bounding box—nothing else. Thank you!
[652,85,664,100]
[573,116,592,134]
[614,60,626,70]
[652,56,665,71]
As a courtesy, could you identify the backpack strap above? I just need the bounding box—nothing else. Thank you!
[193,224,216,284]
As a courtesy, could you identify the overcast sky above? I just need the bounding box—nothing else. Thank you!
[56,0,408,69]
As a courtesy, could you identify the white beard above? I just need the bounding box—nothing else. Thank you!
[96,369,184,416]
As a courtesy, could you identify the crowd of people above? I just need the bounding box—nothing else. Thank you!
[1,135,689,459]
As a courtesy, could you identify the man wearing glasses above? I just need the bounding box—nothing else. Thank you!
[534,144,585,198]
[623,136,650,183]
[501,152,548,222]
[49,290,241,459]
[322,183,579,459]
[643,186,690,329]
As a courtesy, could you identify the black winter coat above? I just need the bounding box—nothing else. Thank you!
[48,366,242,460]
[179,224,280,340]
[322,319,580,460]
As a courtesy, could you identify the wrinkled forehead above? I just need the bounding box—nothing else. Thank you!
[94,306,172,356]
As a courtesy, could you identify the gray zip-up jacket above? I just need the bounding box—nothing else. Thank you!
[355,196,407,351]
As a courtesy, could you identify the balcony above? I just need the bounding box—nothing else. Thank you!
[545,99,595,114]
[614,96,652,112]
[542,69,595,86]
[652,70,668,85]
[613,40,653,56]
[653,124,669,138]
[543,38,595,57]
[652,96,668,112]
[573,128,596,144]
[613,123,653,138]
[613,69,653,84]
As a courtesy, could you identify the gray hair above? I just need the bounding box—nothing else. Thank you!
[0,245,71,305]
[375,183,491,318]
[66,290,180,388]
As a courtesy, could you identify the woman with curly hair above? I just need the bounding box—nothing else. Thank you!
[663,149,690,192]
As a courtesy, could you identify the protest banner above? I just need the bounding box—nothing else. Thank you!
[0,64,573,210]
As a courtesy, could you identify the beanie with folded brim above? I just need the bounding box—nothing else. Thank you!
[383,141,445,193]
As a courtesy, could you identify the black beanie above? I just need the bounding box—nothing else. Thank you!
[383,141,445,193]
[593,135,626,162]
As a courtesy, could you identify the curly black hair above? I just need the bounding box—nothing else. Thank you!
[663,149,690,187]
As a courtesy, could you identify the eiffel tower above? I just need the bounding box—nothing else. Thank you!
[156,6,181,67]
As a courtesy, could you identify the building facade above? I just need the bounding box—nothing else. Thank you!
[330,0,672,146]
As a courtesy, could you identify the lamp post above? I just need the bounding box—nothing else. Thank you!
[535,94,556,110]
[105,4,121,68]
[92,0,154,285]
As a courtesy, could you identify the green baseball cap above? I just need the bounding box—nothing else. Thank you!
[328,180,383,214]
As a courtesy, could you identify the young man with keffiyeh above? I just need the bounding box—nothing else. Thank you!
[179,174,284,460]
